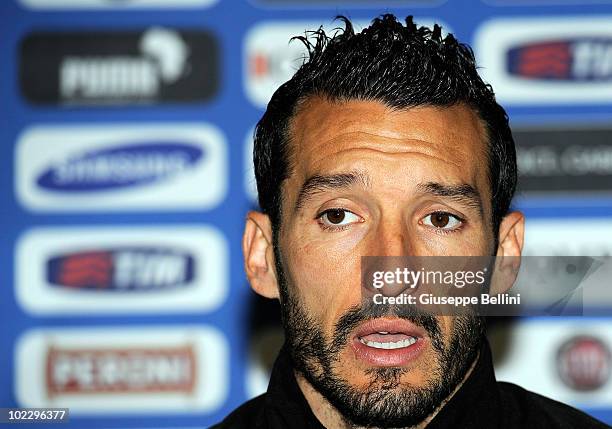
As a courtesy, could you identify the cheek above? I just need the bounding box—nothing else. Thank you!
[284,238,364,329]
[460,229,490,255]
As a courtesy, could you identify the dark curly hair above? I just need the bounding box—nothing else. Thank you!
[254,14,516,239]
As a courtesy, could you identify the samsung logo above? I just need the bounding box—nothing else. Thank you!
[47,247,195,291]
[37,143,203,192]
[16,124,227,212]
[508,38,612,82]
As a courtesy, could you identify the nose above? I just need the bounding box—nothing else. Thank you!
[369,220,414,257]
[361,220,418,299]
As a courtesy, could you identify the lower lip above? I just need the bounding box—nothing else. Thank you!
[351,337,426,366]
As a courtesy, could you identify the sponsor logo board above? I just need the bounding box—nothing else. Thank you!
[253,0,443,5]
[19,28,218,105]
[244,19,449,108]
[16,226,228,315]
[523,218,612,256]
[20,0,217,8]
[484,0,612,4]
[475,18,612,104]
[491,320,612,406]
[15,326,228,413]
[515,126,612,195]
[16,123,227,212]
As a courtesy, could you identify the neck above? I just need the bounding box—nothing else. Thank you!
[295,350,480,429]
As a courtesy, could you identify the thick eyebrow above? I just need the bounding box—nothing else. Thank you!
[294,170,371,212]
[416,182,484,215]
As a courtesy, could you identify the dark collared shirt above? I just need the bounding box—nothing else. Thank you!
[212,341,610,428]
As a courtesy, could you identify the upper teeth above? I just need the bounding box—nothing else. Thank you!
[360,337,417,349]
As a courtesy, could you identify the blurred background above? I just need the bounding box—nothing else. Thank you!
[1,0,612,427]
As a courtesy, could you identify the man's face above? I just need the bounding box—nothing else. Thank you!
[273,98,496,427]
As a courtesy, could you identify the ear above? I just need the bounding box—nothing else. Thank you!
[496,211,525,257]
[491,211,525,294]
[242,210,280,299]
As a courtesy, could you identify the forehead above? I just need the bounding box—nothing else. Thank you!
[286,97,489,192]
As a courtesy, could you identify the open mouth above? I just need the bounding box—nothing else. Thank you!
[358,333,418,349]
[352,318,427,366]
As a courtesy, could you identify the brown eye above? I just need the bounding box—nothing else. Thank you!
[318,208,361,229]
[422,212,463,231]
[431,212,450,228]
[325,209,346,224]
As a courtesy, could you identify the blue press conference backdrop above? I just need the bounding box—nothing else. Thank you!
[1,0,612,427]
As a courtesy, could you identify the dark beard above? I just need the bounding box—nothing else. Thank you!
[274,246,485,428]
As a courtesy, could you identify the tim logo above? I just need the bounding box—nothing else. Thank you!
[475,19,612,104]
[508,38,612,81]
[557,336,611,391]
[46,345,196,395]
[47,247,195,291]
[37,143,203,192]
[19,28,218,105]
